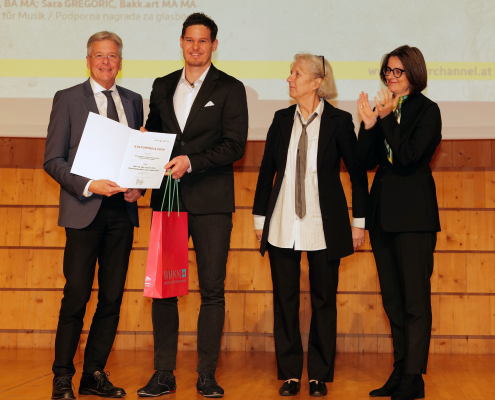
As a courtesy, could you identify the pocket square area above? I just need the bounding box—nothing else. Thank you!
[204,101,215,107]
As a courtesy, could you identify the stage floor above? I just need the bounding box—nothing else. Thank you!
[0,350,494,399]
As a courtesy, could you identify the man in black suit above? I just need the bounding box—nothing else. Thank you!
[137,13,248,398]
[44,31,144,400]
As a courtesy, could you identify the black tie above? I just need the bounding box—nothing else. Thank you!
[102,90,119,122]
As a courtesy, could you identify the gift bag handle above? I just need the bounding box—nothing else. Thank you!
[160,170,180,216]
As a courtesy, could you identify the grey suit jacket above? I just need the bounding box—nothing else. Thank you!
[44,79,144,229]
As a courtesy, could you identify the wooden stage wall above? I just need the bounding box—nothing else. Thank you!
[2,138,495,355]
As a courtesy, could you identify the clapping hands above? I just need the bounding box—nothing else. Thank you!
[357,89,399,130]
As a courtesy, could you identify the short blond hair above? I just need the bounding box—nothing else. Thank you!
[87,31,123,57]
[292,53,338,100]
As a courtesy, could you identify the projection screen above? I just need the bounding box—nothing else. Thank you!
[1,0,494,139]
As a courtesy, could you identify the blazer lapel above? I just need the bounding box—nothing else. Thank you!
[182,64,219,135]
[83,79,99,115]
[317,101,339,171]
[165,71,183,135]
[117,86,134,129]
[280,105,297,152]
[398,92,422,138]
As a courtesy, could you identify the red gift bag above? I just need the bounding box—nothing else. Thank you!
[144,174,189,298]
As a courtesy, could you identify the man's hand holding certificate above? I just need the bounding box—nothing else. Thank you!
[71,113,176,189]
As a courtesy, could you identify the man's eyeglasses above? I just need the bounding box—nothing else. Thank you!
[384,67,406,78]
[88,54,121,61]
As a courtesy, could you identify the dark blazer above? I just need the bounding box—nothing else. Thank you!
[146,64,249,214]
[252,101,368,261]
[44,79,144,229]
[355,92,442,232]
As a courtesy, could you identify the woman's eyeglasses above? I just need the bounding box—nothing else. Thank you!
[384,67,406,78]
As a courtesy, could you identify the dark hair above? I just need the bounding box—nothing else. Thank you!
[380,45,427,94]
[181,12,218,42]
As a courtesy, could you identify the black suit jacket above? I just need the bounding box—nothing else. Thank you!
[252,101,368,261]
[44,79,143,228]
[355,92,442,232]
[146,64,249,213]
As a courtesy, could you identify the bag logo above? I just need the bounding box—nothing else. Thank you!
[163,268,187,284]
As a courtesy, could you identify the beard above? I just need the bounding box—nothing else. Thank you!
[184,55,210,68]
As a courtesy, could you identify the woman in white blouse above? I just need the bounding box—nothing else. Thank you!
[252,53,368,397]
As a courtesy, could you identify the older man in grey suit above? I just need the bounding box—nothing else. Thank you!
[44,31,143,400]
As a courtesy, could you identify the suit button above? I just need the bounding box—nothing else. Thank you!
[320,194,325,199]
[323,215,328,221]
[181,141,186,146]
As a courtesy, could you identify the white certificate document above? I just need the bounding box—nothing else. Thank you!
[71,112,176,189]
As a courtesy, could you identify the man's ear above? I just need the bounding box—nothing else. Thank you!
[212,39,219,53]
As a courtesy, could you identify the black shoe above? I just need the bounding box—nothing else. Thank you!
[196,372,224,398]
[309,381,327,397]
[279,380,301,396]
[369,367,404,397]
[79,371,126,397]
[52,375,75,400]
[137,371,176,397]
[391,374,425,400]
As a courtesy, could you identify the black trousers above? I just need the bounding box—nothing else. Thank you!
[152,208,232,374]
[52,206,134,376]
[370,218,437,375]
[267,244,340,382]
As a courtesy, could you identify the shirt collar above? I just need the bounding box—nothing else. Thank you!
[179,64,211,87]
[90,77,117,95]
[294,99,324,122]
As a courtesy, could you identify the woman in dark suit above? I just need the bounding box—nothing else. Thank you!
[252,53,368,397]
[356,45,442,400]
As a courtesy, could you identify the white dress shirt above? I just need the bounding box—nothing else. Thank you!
[83,78,129,197]
[173,65,211,132]
[254,100,365,251]
[172,65,211,173]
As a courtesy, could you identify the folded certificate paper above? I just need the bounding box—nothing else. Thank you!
[71,112,176,189]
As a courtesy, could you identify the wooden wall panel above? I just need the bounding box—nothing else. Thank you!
[0,138,45,167]
[2,289,495,350]
[3,138,495,169]
[3,138,495,353]
[6,206,495,252]
[2,246,495,352]
[453,140,492,168]
[5,249,495,297]
[0,139,11,165]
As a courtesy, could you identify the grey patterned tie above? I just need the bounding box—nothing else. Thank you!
[295,112,318,219]
[102,90,119,122]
